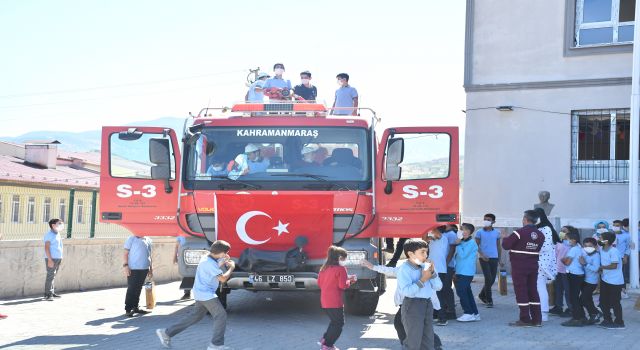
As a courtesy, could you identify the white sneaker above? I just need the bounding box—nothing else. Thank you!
[621,291,629,299]
[457,314,476,322]
[473,313,481,321]
[541,312,549,322]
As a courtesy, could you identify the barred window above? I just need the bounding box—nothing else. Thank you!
[571,109,630,182]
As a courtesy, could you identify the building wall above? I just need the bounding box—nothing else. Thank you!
[0,184,131,240]
[0,237,180,299]
[463,84,631,228]
[468,0,632,86]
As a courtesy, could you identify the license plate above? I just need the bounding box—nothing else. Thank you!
[252,274,294,283]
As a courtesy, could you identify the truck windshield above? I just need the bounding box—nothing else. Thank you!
[184,126,370,190]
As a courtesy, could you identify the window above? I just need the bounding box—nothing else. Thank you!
[386,133,451,180]
[76,199,84,224]
[571,109,630,182]
[59,198,66,221]
[110,133,175,179]
[87,203,93,224]
[43,197,51,223]
[27,197,35,224]
[11,195,20,223]
[575,0,635,47]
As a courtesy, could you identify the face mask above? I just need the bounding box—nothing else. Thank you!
[301,78,310,85]
[583,247,596,254]
[596,228,607,234]
[212,165,223,172]
[412,258,422,266]
[612,226,621,232]
[562,239,570,246]
[597,240,606,247]
[559,231,567,240]
[274,68,284,75]
[338,260,347,266]
[55,224,64,232]
[457,231,464,240]
[482,220,492,227]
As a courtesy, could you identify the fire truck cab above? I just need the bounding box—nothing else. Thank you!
[100,102,459,315]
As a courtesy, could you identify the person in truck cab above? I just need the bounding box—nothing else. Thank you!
[206,156,229,177]
[228,144,270,178]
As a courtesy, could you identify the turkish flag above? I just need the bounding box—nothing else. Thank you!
[215,193,334,259]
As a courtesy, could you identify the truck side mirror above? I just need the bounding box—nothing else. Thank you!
[385,138,404,182]
[149,138,173,193]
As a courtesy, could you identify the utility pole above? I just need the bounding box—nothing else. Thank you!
[628,2,640,289]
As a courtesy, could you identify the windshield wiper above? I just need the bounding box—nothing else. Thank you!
[270,173,351,190]
[210,175,261,190]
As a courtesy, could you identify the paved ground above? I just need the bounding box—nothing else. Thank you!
[1,275,639,350]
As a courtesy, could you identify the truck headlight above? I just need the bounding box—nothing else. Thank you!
[344,251,367,266]
[183,249,209,265]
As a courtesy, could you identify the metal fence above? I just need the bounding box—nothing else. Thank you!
[0,186,131,240]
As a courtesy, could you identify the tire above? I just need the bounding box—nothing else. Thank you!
[344,289,379,316]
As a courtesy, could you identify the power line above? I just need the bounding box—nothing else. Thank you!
[0,69,245,99]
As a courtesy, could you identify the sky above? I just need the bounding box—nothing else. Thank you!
[0,0,467,140]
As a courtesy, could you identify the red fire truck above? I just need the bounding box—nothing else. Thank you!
[100,102,459,315]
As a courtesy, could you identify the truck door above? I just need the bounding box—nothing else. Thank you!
[375,127,459,238]
[100,126,182,236]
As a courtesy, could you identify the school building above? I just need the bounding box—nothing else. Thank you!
[0,140,130,240]
[463,0,635,230]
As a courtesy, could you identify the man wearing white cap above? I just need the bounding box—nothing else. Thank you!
[301,144,320,165]
[228,144,270,178]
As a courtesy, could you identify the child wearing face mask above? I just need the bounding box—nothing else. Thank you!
[613,219,631,299]
[561,230,586,327]
[454,223,480,322]
[475,214,501,308]
[549,226,573,317]
[578,237,601,325]
[592,220,609,240]
[43,218,65,301]
[597,232,626,329]
[293,70,318,101]
[317,246,356,350]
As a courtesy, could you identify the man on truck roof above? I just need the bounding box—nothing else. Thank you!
[263,63,292,100]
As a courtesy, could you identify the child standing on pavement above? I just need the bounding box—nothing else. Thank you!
[561,231,586,327]
[579,237,601,325]
[475,214,501,308]
[317,246,356,350]
[549,226,573,317]
[454,223,480,322]
[156,240,235,350]
[597,232,626,329]
[398,238,437,350]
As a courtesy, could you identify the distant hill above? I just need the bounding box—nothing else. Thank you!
[1,117,185,152]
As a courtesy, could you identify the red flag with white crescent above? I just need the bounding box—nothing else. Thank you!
[215,193,334,259]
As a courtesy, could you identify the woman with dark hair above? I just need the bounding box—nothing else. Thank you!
[534,207,558,321]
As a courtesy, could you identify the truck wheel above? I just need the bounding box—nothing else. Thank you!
[344,290,379,316]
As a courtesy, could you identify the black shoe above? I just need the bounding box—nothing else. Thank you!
[560,309,572,318]
[597,320,614,328]
[436,318,448,326]
[134,308,151,315]
[586,314,600,325]
[478,294,488,305]
[43,295,53,301]
[386,261,397,268]
[548,306,562,315]
[509,320,533,327]
[180,293,191,300]
[51,293,61,298]
[561,319,585,327]
[125,310,136,317]
[486,302,494,308]
[608,322,626,330]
